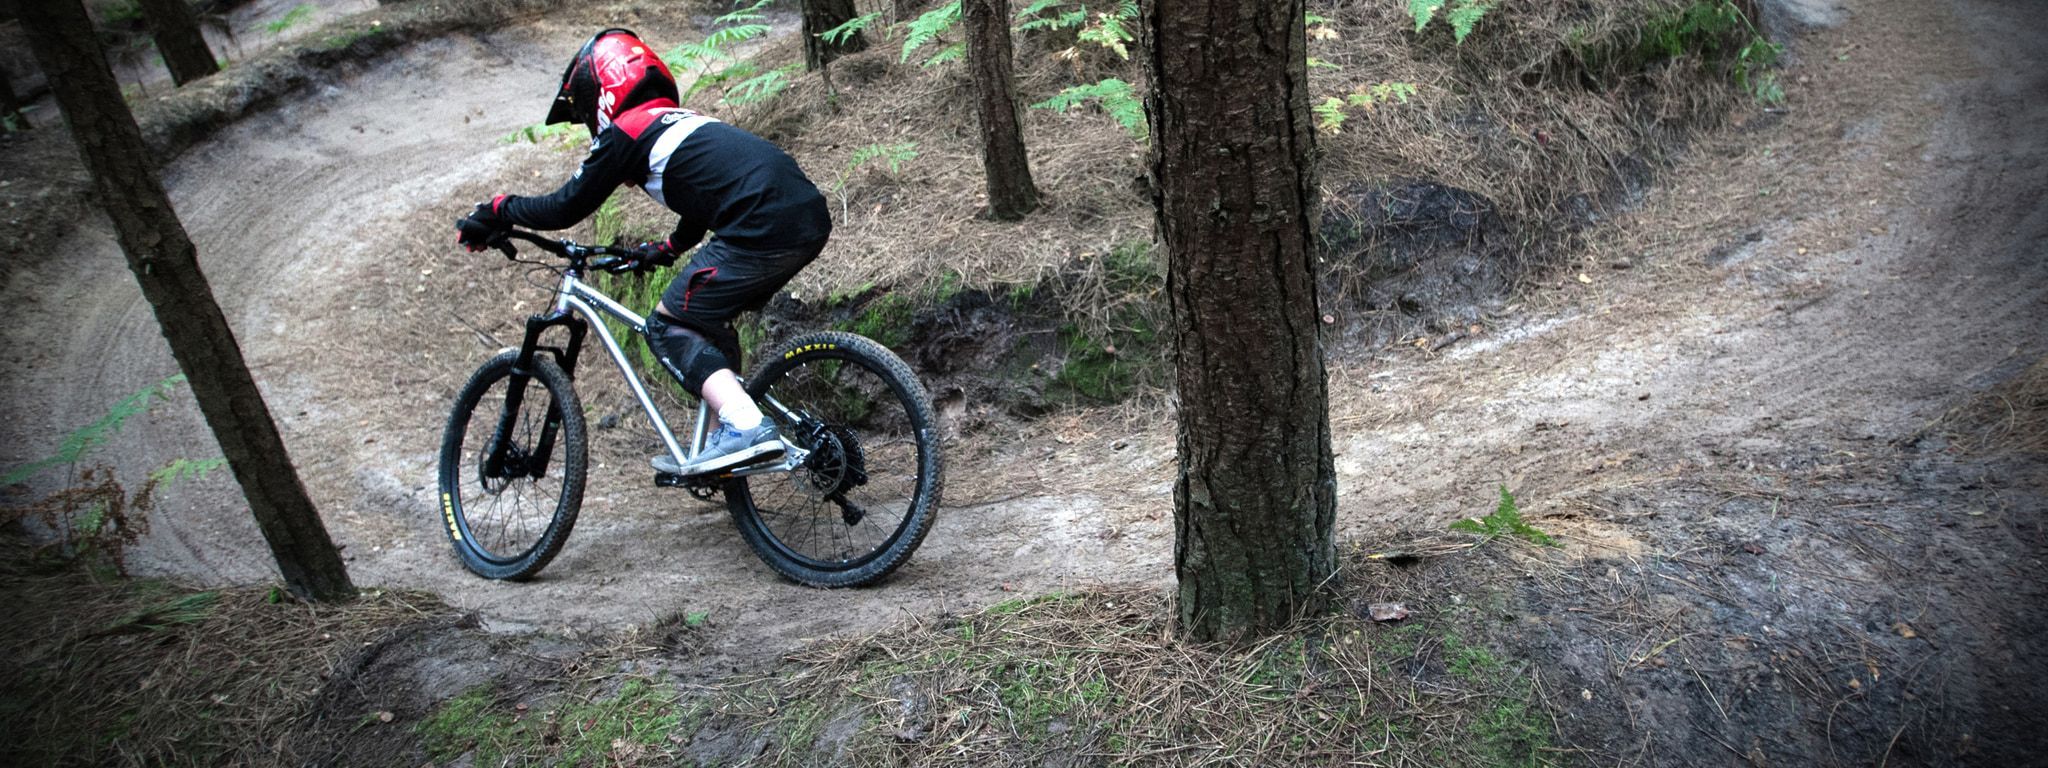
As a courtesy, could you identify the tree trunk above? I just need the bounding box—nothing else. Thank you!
[16,0,355,602]
[965,0,1038,220]
[135,0,218,86]
[802,0,869,72]
[895,0,927,23]
[1146,0,1336,642]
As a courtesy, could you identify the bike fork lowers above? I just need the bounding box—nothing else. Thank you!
[484,312,588,480]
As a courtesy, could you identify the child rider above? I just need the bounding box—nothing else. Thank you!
[455,28,832,477]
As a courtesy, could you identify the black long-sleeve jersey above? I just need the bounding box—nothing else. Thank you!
[499,105,831,252]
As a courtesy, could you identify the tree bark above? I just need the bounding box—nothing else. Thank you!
[16,0,354,602]
[965,0,1038,220]
[135,0,218,86]
[1146,0,1336,642]
[802,0,869,72]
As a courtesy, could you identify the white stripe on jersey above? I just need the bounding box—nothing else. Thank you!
[642,110,722,207]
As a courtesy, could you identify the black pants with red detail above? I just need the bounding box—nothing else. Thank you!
[655,236,824,371]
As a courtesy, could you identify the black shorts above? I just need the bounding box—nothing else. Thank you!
[655,237,823,361]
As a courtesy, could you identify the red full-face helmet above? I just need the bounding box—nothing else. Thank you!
[545,28,680,134]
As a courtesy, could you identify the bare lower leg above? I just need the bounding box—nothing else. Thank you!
[700,369,749,417]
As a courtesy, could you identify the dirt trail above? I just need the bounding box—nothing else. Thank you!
[1,0,2041,675]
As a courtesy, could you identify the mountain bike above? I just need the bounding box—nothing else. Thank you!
[436,229,942,587]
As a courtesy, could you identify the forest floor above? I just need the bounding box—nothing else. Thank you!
[0,0,2043,764]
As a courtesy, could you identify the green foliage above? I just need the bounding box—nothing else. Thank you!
[417,687,521,764]
[3,373,185,487]
[501,122,578,145]
[1031,78,1146,141]
[1473,694,1552,766]
[727,63,804,106]
[558,679,688,765]
[1315,82,1417,134]
[665,0,788,109]
[1409,0,1491,43]
[822,11,884,46]
[900,1,963,65]
[845,293,914,349]
[148,458,227,487]
[1015,0,1086,32]
[1315,97,1348,134]
[1631,1,1785,103]
[1449,486,1558,546]
[95,0,144,25]
[317,25,382,52]
[832,142,919,221]
[921,42,966,68]
[262,4,315,35]
[592,266,684,395]
[1073,1,1138,59]
[850,142,920,176]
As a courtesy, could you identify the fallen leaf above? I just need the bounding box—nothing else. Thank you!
[1576,273,1593,284]
[1893,622,1918,639]
[1366,602,1409,622]
[377,711,394,723]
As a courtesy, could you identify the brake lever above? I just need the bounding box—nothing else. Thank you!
[493,237,517,259]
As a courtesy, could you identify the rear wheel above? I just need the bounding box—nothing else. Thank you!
[727,331,942,587]
[436,351,586,580]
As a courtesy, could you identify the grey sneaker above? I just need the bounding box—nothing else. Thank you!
[652,421,785,476]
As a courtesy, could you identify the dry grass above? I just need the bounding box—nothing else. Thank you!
[673,541,1569,767]
[0,538,456,766]
[1923,356,2048,455]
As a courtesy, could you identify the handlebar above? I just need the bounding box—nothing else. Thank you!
[492,229,643,273]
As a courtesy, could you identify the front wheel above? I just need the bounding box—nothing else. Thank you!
[436,350,586,580]
[727,332,943,587]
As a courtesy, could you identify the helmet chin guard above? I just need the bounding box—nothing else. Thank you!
[546,28,680,133]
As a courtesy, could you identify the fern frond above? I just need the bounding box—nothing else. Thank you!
[1314,97,1346,134]
[1408,0,1445,32]
[900,1,962,63]
[1015,0,1065,24]
[849,141,919,174]
[714,0,773,25]
[922,42,966,67]
[1446,0,1489,42]
[705,24,771,49]
[725,63,801,106]
[823,11,884,45]
[1030,78,1146,140]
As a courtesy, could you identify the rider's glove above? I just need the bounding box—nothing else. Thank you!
[629,238,680,270]
[455,195,512,252]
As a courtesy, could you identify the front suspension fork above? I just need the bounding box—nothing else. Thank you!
[484,312,587,479]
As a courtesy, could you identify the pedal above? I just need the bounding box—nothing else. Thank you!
[654,471,689,488]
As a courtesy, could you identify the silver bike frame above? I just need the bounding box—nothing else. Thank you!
[549,271,806,477]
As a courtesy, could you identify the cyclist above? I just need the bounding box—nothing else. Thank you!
[456,28,831,477]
